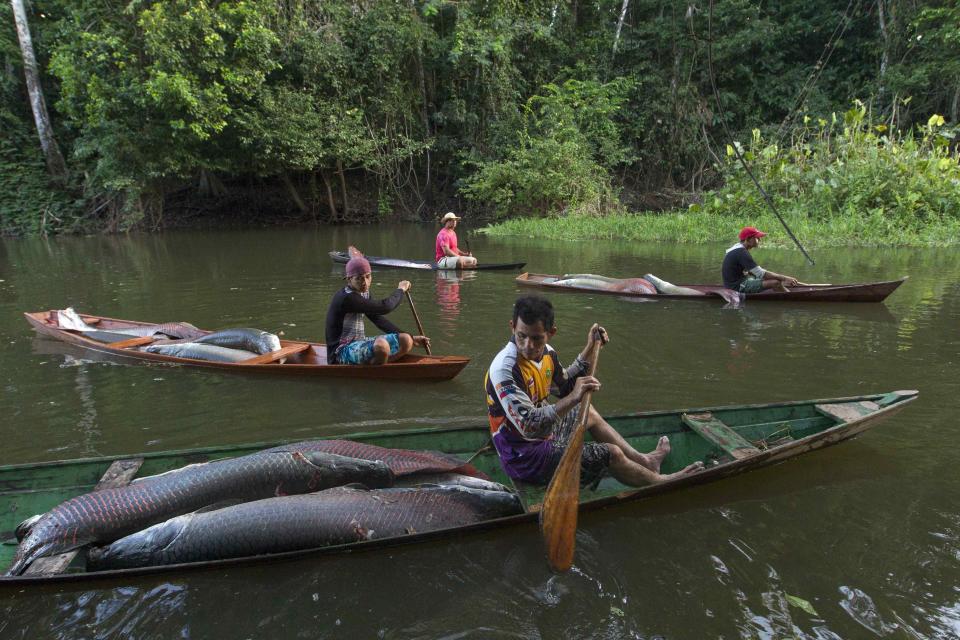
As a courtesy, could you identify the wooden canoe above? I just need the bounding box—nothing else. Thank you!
[0,390,916,585]
[516,272,907,302]
[24,311,469,381]
[329,250,526,271]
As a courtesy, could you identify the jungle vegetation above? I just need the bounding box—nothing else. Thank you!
[2,0,958,238]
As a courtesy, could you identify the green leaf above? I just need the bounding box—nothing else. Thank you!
[785,594,818,616]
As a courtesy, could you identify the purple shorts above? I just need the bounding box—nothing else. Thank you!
[494,407,611,485]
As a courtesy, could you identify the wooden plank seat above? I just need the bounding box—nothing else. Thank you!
[106,336,156,349]
[815,401,881,423]
[682,412,760,460]
[24,457,144,576]
[239,343,310,365]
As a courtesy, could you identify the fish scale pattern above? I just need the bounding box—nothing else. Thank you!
[6,451,392,575]
[88,486,523,569]
[267,440,487,478]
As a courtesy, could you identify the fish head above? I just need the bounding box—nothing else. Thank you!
[5,515,63,576]
[264,334,281,353]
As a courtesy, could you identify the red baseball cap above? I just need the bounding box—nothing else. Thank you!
[739,226,767,242]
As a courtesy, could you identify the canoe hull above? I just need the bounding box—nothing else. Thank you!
[25,312,469,381]
[516,273,907,302]
[329,251,525,271]
[0,390,917,585]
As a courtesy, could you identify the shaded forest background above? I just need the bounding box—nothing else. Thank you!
[1,0,957,235]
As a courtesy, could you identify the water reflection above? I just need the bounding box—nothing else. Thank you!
[434,270,478,331]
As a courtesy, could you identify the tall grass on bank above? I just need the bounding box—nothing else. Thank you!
[484,103,960,247]
[481,209,960,247]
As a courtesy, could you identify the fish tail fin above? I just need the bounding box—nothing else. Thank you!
[5,545,39,576]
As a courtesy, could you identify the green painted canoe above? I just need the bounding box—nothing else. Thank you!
[0,390,917,585]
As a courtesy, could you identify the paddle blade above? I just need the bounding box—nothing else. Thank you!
[539,426,586,573]
[539,329,602,572]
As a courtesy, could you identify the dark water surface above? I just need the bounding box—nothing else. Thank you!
[0,226,957,639]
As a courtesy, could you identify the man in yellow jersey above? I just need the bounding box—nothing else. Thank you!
[484,295,703,486]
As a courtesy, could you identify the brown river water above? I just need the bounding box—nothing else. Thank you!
[0,225,957,638]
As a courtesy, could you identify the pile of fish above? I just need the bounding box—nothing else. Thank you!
[552,274,740,305]
[56,308,284,363]
[56,307,206,342]
[5,441,520,575]
[554,273,703,296]
[143,328,282,363]
[88,484,519,569]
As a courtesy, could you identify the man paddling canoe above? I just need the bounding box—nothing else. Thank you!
[436,212,477,269]
[484,295,703,486]
[723,226,800,293]
[325,253,430,364]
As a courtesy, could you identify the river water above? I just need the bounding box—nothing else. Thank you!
[0,225,957,638]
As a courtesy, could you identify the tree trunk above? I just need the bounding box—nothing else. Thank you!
[308,171,319,222]
[410,0,431,191]
[877,0,890,109]
[613,0,630,53]
[320,169,338,221]
[952,85,959,124]
[336,159,350,220]
[10,0,68,181]
[281,172,309,215]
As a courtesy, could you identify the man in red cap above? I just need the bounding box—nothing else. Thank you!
[722,226,799,293]
[324,253,430,365]
[435,212,477,269]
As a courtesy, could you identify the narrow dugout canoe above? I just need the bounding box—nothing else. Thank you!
[516,272,908,302]
[0,390,916,585]
[329,250,526,271]
[24,311,469,381]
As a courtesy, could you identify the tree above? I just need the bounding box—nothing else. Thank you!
[9,0,66,180]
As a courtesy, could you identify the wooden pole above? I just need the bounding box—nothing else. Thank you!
[405,290,432,355]
[539,332,601,572]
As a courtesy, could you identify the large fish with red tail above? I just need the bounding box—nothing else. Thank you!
[87,485,522,570]
[264,440,487,479]
[6,451,392,576]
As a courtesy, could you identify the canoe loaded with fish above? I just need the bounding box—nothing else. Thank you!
[329,250,526,271]
[0,390,916,585]
[25,309,470,380]
[516,272,908,303]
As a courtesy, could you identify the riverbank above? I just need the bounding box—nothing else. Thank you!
[480,210,960,248]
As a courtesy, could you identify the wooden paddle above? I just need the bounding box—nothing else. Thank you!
[539,328,602,573]
[405,290,432,355]
[797,282,833,287]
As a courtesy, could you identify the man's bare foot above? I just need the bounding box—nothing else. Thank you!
[643,436,671,473]
[656,461,705,482]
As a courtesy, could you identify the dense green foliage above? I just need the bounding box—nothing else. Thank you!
[2,0,958,236]
[700,102,960,237]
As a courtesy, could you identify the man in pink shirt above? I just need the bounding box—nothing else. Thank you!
[435,212,478,269]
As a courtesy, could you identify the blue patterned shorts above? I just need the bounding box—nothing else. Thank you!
[336,334,401,365]
[739,276,764,293]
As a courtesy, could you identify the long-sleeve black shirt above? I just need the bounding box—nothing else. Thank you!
[325,287,404,363]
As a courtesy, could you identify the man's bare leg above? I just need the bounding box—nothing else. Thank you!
[762,278,789,292]
[605,445,703,486]
[585,407,673,473]
[458,256,478,268]
[385,334,414,362]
